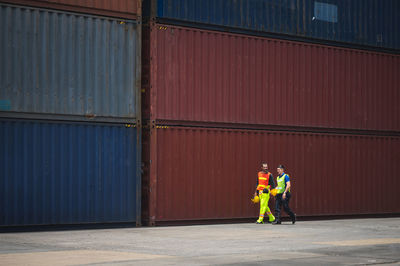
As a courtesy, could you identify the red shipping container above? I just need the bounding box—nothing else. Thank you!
[3,0,141,19]
[143,126,400,224]
[145,23,400,132]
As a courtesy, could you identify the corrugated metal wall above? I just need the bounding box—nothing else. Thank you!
[3,0,397,226]
[0,4,140,122]
[1,0,141,19]
[0,119,141,226]
[148,24,400,131]
[148,126,399,223]
[141,2,400,224]
[150,0,400,51]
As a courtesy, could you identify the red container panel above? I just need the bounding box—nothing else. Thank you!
[148,24,400,131]
[4,0,141,19]
[147,126,400,222]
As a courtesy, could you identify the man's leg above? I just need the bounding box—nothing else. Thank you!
[257,192,267,223]
[282,193,296,223]
[274,194,282,223]
[264,192,275,222]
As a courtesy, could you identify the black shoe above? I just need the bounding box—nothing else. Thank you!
[255,221,264,224]
[292,214,296,224]
[267,220,275,224]
[272,220,281,225]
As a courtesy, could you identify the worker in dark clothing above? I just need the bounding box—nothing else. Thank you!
[254,162,276,224]
[273,164,296,225]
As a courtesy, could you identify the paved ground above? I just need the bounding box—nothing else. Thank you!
[0,218,399,265]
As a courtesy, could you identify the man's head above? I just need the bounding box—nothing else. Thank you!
[261,163,268,172]
[277,164,285,175]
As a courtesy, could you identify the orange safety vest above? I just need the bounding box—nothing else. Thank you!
[257,171,271,191]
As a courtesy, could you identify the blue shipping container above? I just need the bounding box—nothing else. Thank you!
[0,119,141,226]
[0,4,141,121]
[150,0,399,51]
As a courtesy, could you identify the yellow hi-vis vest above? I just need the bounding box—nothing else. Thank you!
[256,171,271,191]
[276,174,290,194]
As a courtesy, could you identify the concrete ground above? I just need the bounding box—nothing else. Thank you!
[0,218,399,265]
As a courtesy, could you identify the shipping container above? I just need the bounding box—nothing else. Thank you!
[142,126,399,224]
[1,0,141,20]
[144,23,400,132]
[0,4,141,123]
[0,119,141,226]
[147,0,399,51]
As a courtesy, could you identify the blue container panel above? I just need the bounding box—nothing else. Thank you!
[0,119,141,226]
[154,0,399,50]
[0,4,140,119]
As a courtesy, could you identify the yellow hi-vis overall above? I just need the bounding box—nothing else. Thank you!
[256,171,275,223]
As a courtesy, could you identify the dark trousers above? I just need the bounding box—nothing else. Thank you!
[275,192,295,222]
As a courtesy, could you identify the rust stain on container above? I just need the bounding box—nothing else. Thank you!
[147,23,400,132]
[144,126,400,223]
[3,0,141,19]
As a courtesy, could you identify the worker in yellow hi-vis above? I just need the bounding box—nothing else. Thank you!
[254,162,276,224]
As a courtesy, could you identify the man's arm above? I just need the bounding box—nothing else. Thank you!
[283,175,291,199]
[284,181,291,194]
[269,173,275,188]
[254,177,258,195]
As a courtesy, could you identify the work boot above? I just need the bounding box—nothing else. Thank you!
[255,221,264,224]
[268,215,275,223]
[292,214,296,224]
[272,220,281,225]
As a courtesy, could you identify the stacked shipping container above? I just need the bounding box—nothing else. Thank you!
[142,0,400,225]
[148,0,400,51]
[0,4,141,122]
[146,24,399,131]
[1,0,141,19]
[1,0,399,227]
[0,2,141,226]
[0,119,140,226]
[149,127,399,222]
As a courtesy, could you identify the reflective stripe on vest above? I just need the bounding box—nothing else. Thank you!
[257,171,270,191]
[276,174,289,194]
